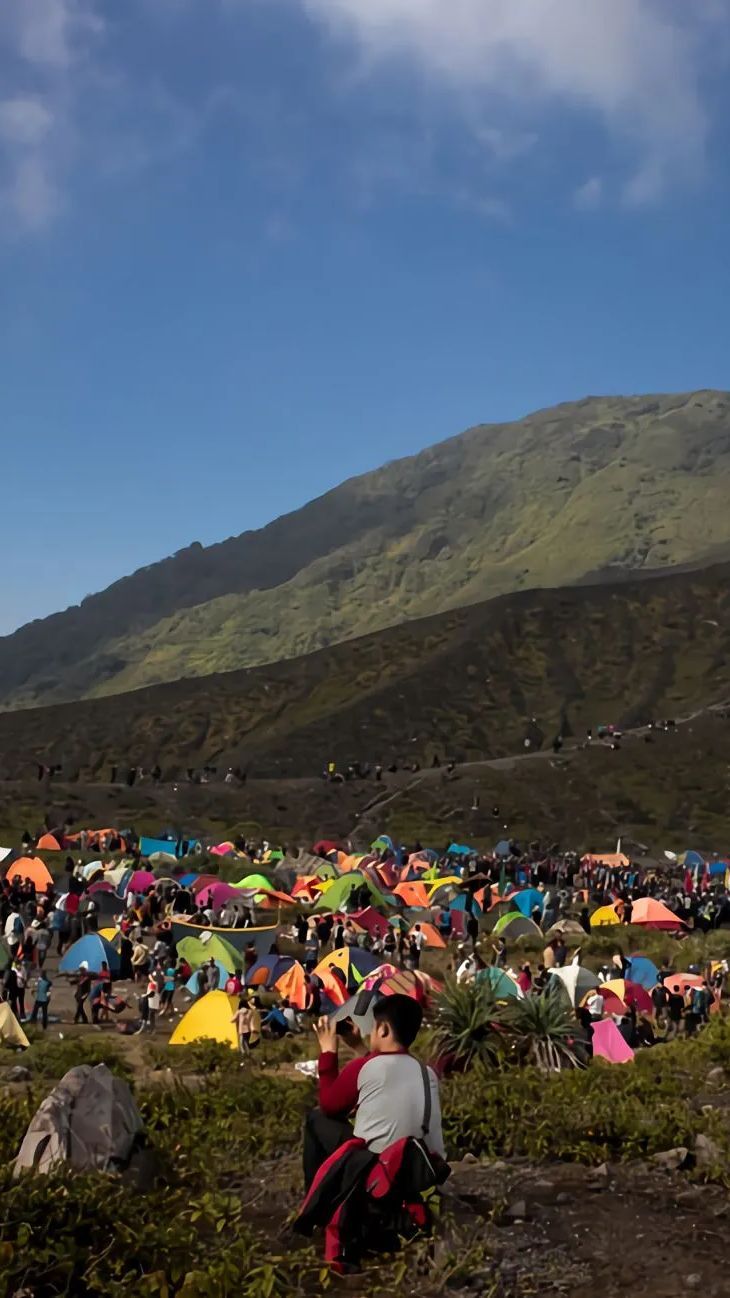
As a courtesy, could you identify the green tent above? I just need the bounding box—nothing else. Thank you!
[233,873,275,892]
[314,871,387,913]
[476,967,522,999]
[177,934,241,974]
[492,911,543,940]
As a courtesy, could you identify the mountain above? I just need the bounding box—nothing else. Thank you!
[2,389,730,710]
[1,561,729,782]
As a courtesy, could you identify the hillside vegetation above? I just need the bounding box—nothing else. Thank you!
[1,561,729,785]
[1,389,729,709]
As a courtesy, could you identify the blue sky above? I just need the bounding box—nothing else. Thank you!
[1,0,729,633]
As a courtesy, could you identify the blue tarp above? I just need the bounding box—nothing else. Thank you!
[494,840,511,858]
[626,955,659,990]
[140,836,179,859]
[447,843,475,857]
[184,960,229,997]
[709,860,728,877]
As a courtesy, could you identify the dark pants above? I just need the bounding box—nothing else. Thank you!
[303,1109,353,1191]
[74,999,89,1024]
[30,1000,48,1029]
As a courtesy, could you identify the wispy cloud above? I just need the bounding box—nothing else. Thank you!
[573,176,603,212]
[298,0,723,204]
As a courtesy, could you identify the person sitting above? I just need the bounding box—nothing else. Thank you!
[303,994,445,1191]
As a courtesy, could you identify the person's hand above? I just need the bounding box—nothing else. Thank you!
[313,1015,338,1054]
[339,1020,364,1053]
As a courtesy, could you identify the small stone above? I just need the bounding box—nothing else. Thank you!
[556,1192,571,1205]
[650,1147,689,1171]
[505,1199,527,1220]
[7,1065,31,1083]
[707,1067,725,1084]
[685,1276,702,1290]
[461,1152,479,1165]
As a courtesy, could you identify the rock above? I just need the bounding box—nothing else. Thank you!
[650,1147,689,1171]
[694,1134,721,1169]
[505,1199,527,1220]
[6,1066,31,1083]
[556,1192,571,1205]
[588,1163,611,1189]
[707,1067,725,1084]
[685,1276,702,1291]
[461,1152,479,1165]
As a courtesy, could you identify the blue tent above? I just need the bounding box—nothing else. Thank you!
[683,850,705,869]
[59,933,121,976]
[447,843,474,857]
[245,955,296,988]
[511,888,544,917]
[494,840,511,858]
[626,955,659,991]
[450,893,483,915]
[140,835,179,859]
[179,873,199,887]
[184,961,229,997]
[709,860,728,877]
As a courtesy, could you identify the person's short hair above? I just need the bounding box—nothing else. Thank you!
[373,994,423,1047]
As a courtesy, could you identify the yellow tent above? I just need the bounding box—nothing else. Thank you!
[0,1003,29,1049]
[590,904,620,928]
[168,991,238,1050]
[98,927,121,945]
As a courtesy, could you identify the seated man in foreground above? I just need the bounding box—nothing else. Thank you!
[304,994,445,1190]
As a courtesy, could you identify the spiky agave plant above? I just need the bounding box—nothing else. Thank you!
[430,978,510,1072]
[505,985,585,1072]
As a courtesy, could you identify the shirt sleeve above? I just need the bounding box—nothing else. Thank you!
[318,1052,370,1118]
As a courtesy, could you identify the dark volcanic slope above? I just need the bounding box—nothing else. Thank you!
[1,563,729,782]
[2,390,730,709]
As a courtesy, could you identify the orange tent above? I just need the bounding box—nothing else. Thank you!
[630,898,686,930]
[409,922,446,949]
[6,857,54,890]
[36,833,61,852]
[582,853,630,870]
[274,962,309,1010]
[337,854,365,874]
[393,882,430,909]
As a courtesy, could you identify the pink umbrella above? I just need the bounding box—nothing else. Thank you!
[127,870,156,894]
[592,1019,635,1064]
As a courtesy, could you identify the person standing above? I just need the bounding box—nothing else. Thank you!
[74,963,93,1024]
[160,963,176,1017]
[145,972,160,1031]
[30,971,52,1029]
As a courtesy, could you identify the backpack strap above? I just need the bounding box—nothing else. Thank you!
[419,1062,432,1139]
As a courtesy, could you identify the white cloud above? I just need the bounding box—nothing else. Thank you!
[5,156,61,230]
[0,98,54,146]
[1,0,102,69]
[574,176,603,212]
[298,0,720,201]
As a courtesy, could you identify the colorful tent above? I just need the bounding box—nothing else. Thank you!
[630,898,685,931]
[59,933,121,976]
[582,853,630,870]
[476,967,523,999]
[393,882,431,909]
[590,904,620,929]
[169,991,239,1049]
[245,955,296,988]
[625,955,659,991]
[350,907,390,940]
[184,961,229,997]
[549,965,600,1007]
[314,947,381,990]
[599,979,653,1016]
[127,870,156,895]
[592,1018,634,1064]
[313,872,386,913]
[510,888,545,917]
[233,873,275,893]
[662,973,705,996]
[545,919,586,940]
[0,1002,29,1048]
[492,912,542,940]
[409,922,446,949]
[36,833,61,851]
[5,857,53,891]
[274,961,309,1010]
[176,934,240,974]
[196,882,243,909]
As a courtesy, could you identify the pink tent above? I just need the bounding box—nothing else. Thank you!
[197,882,242,908]
[592,1019,635,1064]
[127,870,156,894]
[351,907,390,939]
[210,842,237,858]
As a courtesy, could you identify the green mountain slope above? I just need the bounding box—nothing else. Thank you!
[1,561,729,782]
[2,389,730,709]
